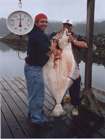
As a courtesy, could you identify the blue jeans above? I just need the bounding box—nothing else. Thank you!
[24,64,45,124]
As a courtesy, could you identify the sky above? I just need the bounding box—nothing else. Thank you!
[0,0,105,23]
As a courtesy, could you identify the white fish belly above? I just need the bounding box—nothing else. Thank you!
[43,44,80,105]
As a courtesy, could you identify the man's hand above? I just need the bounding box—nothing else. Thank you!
[46,41,58,56]
[68,34,74,43]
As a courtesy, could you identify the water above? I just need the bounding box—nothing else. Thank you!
[0,42,105,91]
[80,61,105,91]
[0,42,26,77]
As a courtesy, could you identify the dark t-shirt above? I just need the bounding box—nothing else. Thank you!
[25,25,51,67]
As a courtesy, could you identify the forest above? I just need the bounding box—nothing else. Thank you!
[0,18,105,37]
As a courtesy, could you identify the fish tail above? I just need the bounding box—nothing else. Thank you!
[49,104,66,117]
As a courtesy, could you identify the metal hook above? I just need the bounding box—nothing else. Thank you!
[18,0,22,9]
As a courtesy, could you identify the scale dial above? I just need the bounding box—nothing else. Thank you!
[7,10,34,35]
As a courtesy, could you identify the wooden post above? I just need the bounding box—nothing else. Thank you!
[85,0,95,91]
[84,0,103,117]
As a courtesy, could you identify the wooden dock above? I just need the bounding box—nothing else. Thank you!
[1,77,105,138]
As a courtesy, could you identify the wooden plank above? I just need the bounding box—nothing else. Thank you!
[7,89,28,117]
[7,89,53,137]
[1,112,13,138]
[12,80,69,137]
[15,78,105,132]
[66,111,93,138]
[1,97,48,138]
[10,85,58,137]
[45,93,55,105]
[43,103,67,138]
[15,77,26,88]
[44,96,89,138]
[0,78,5,82]
[98,128,105,137]
[1,88,31,137]
[4,89,42,138]
[1,95,27,138]
[20,76,26,80]
[0,82,4,91]
[14,89,28,106]
[9,77,24,89]
[1,77,105,138]
[82,82,105,96]
[44,99,90,138]
[2,78,28,106]
[1,83,52,138]
[45,88,52,96]
[44,94,93,138]
[1,81,11,90]
[92,132,105,138]
[45,92,92,138]
[1,89,42,138]
[4,77,19,91]
[20,88,28,96]
[66,103,104,138]
[9,77,28,97]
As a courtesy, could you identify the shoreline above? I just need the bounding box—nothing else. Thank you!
[0,33,105,59]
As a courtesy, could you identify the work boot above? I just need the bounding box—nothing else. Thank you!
[71,106,79,116]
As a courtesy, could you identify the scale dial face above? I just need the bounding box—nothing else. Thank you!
[7,10,34,35]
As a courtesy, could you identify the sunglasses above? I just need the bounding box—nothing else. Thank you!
[63,23,72,27]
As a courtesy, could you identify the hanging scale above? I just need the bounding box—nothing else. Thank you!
[6,0,34,35]
[6,0,34,59]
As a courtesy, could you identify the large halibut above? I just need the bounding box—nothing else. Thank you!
[43,29,80,116]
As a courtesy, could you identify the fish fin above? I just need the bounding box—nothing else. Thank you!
[49,104,66,117]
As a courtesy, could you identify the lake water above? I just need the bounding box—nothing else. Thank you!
[0,42,105,91]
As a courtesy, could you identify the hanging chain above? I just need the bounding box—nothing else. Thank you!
[18,0,22,9]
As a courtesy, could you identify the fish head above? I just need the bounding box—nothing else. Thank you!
[56,28,71,49]
[62,28,71,40]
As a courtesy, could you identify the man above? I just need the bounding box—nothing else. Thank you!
[49,19,88,116]
[24,13,57,127]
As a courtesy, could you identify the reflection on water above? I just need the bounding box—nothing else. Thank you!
[0,42,26,77]
[0,42,105,91]
[93,57,105,67]
[79,61,105,91]
[0,42,11,52]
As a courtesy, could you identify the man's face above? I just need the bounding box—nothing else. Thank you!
[62,23,73,33]
[35,18,48,31]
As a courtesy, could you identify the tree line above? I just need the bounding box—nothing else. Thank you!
[0,18,105,37]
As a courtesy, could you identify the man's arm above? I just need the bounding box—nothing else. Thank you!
[73,40,88,48]
[68,34,88,48]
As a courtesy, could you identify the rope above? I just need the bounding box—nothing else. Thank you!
[18,50,25,60]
